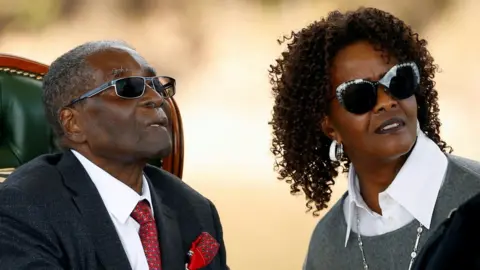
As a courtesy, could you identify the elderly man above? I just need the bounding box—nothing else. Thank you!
[0,40,228,270]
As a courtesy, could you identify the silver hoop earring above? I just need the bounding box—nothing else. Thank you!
[329,140,344,161]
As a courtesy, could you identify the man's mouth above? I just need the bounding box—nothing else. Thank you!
[147,117,168,128]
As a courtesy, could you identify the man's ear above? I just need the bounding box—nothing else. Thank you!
[321,116,342,143]
[58,107,87,144]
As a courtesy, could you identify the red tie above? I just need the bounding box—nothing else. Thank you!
[131,200,162,270]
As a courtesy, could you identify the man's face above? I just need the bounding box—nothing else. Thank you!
[61,46,173,162]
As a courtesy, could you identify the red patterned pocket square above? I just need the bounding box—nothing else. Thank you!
[185,232,220,270]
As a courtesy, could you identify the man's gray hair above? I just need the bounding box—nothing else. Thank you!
[42,40,134,136]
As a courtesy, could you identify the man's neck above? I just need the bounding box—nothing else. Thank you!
[98,162,145,194]
[72,148,146,194]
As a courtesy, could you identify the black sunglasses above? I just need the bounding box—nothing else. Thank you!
[335,62,420,115]
[67,76,176,106]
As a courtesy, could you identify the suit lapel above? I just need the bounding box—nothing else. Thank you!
[57,151,131,270]
[147,176,186,270]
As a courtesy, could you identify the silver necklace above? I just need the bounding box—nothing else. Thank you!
[356,210,425,270]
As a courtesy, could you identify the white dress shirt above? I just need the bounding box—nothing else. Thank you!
[72,150,153,270]
[343,130,449,247]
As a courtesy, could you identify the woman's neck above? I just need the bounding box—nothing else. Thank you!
[352,154,408,214]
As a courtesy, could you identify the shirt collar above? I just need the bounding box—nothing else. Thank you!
[344,131,448,247]
[71,150,153,224]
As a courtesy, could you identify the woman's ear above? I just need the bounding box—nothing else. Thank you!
[321,116,342,143]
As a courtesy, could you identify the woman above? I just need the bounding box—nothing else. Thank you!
[268,7,480,270]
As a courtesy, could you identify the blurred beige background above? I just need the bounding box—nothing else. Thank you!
[0,0,479,269]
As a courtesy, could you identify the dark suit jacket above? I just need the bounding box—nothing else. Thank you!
[412,191,480,270]
[0,151,228,270]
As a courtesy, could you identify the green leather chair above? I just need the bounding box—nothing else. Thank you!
[0,54,184,178]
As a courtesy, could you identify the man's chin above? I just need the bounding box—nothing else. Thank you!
[145,144,173,160]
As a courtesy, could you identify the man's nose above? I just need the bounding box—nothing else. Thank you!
[142,84,165,108]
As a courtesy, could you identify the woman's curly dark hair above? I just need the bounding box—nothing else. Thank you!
[269,7,452,216]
